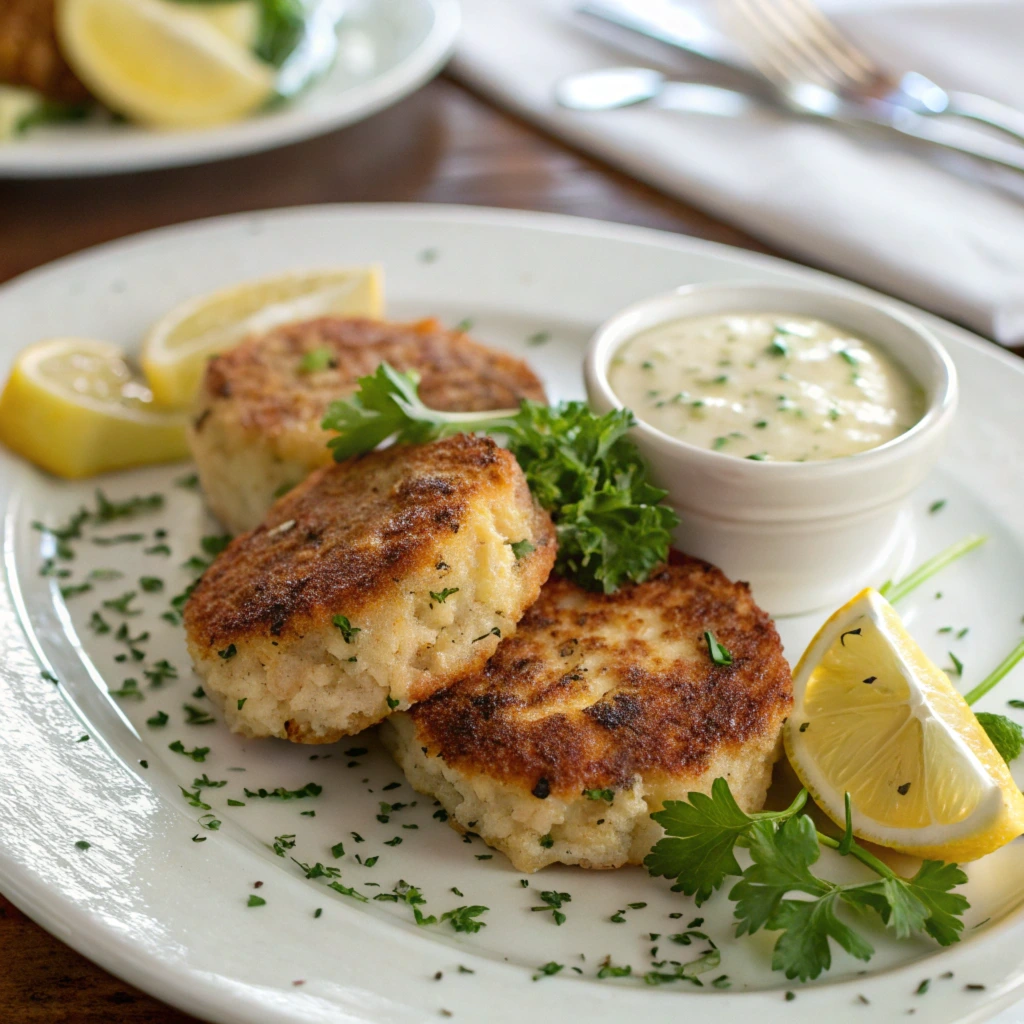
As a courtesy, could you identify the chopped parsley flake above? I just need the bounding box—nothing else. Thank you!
[193,773,227,789]
[509,539,535,560]
[243,782,322,800]
[332,615,361,643]
[271,834,297,857]
[146,710,169,728]
[429,587,460,604]
[299,347,336,373]
[247,895,266,907]
[441,905,488,933]
[183,703,216,725]
[179,786,211,810]
[102,591,141,616]
[704,631,733,666]
[144,659,178,686]
[532,890,571,926]
[532,962,564,981]
[218,644,237,660]
[88,612,111,634]
[169,741,210,762]
[583,787,614,803]
[110,678,143,700]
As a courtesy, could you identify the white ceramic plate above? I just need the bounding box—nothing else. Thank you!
[0,0,459,178]
[2,205,1024,1024]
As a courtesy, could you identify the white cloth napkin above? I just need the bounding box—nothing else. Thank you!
[450,0,1024,345]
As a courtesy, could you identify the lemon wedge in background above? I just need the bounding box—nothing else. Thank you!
[192,0,260,49]
[56,0,275,128]
[141,266,385,407]
[0,338,189,478]
[786,587,1024,862]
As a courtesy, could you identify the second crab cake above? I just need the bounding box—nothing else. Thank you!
[183,434,556,743]
[380,558,793,872]
[188,316,547,533]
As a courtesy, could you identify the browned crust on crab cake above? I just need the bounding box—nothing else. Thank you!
[188,316,548,532]
[199,316,547,434]
[381,558,792,871]
[184,434,557,743]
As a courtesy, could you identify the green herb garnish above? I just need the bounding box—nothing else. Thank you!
[299,347,336,373]
[644,779,968,981]
[531,890,571,926]
[704,631,733,666]
[243,782,322,800]
[441,905,488,933]
[184,703,216,725]
[879,535,986,604]
[169,741,210,763]
[430,588,459,604]
[332,615,361,643]
[321,363,678,593]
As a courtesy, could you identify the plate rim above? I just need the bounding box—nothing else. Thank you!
[2,202,1024,1024]
[0,0,460,178]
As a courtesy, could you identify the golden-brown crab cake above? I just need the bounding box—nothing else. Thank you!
[188,316,547,533]
[380,558,793,872]
[184,434,556,744]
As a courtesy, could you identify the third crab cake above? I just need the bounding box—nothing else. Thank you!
[380,557,793,872]
[188,316,548,533]
[184,434,556,744]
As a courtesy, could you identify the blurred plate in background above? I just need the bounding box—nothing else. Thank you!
[0,0,459,178]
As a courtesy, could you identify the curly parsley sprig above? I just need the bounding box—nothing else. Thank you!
[320,362,679,593]
[645,778,969,982]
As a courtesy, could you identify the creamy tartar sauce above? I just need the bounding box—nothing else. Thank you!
[608,313,923,462]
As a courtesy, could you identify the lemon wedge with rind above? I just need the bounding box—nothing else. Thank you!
[56,0,275,129]
[0,338,189,479]
[141,266,384,407]
[786,587,1024,863]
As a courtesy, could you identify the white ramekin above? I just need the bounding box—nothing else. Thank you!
[584,282,958,616]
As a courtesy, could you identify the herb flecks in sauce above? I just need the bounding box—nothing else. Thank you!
[608,313,923,462]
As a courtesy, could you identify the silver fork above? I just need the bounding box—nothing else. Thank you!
[719,0,1024,146]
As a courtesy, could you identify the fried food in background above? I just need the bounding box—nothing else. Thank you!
[188,317,548,533]
[0,0,89,101]
[185,434,557,743]
[382,556,793,872]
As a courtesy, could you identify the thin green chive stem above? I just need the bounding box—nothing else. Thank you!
[817,832,895,879]
[879,535,987,605]
[964,638,1024,706]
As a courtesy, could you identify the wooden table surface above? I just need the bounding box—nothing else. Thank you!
[0,73,994,1023]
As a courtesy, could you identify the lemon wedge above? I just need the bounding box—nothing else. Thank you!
[786,587,1024,862]
[141,266,384,407]
[55,0,275,129]
[0,338,189,479]
[192,0,260,49]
